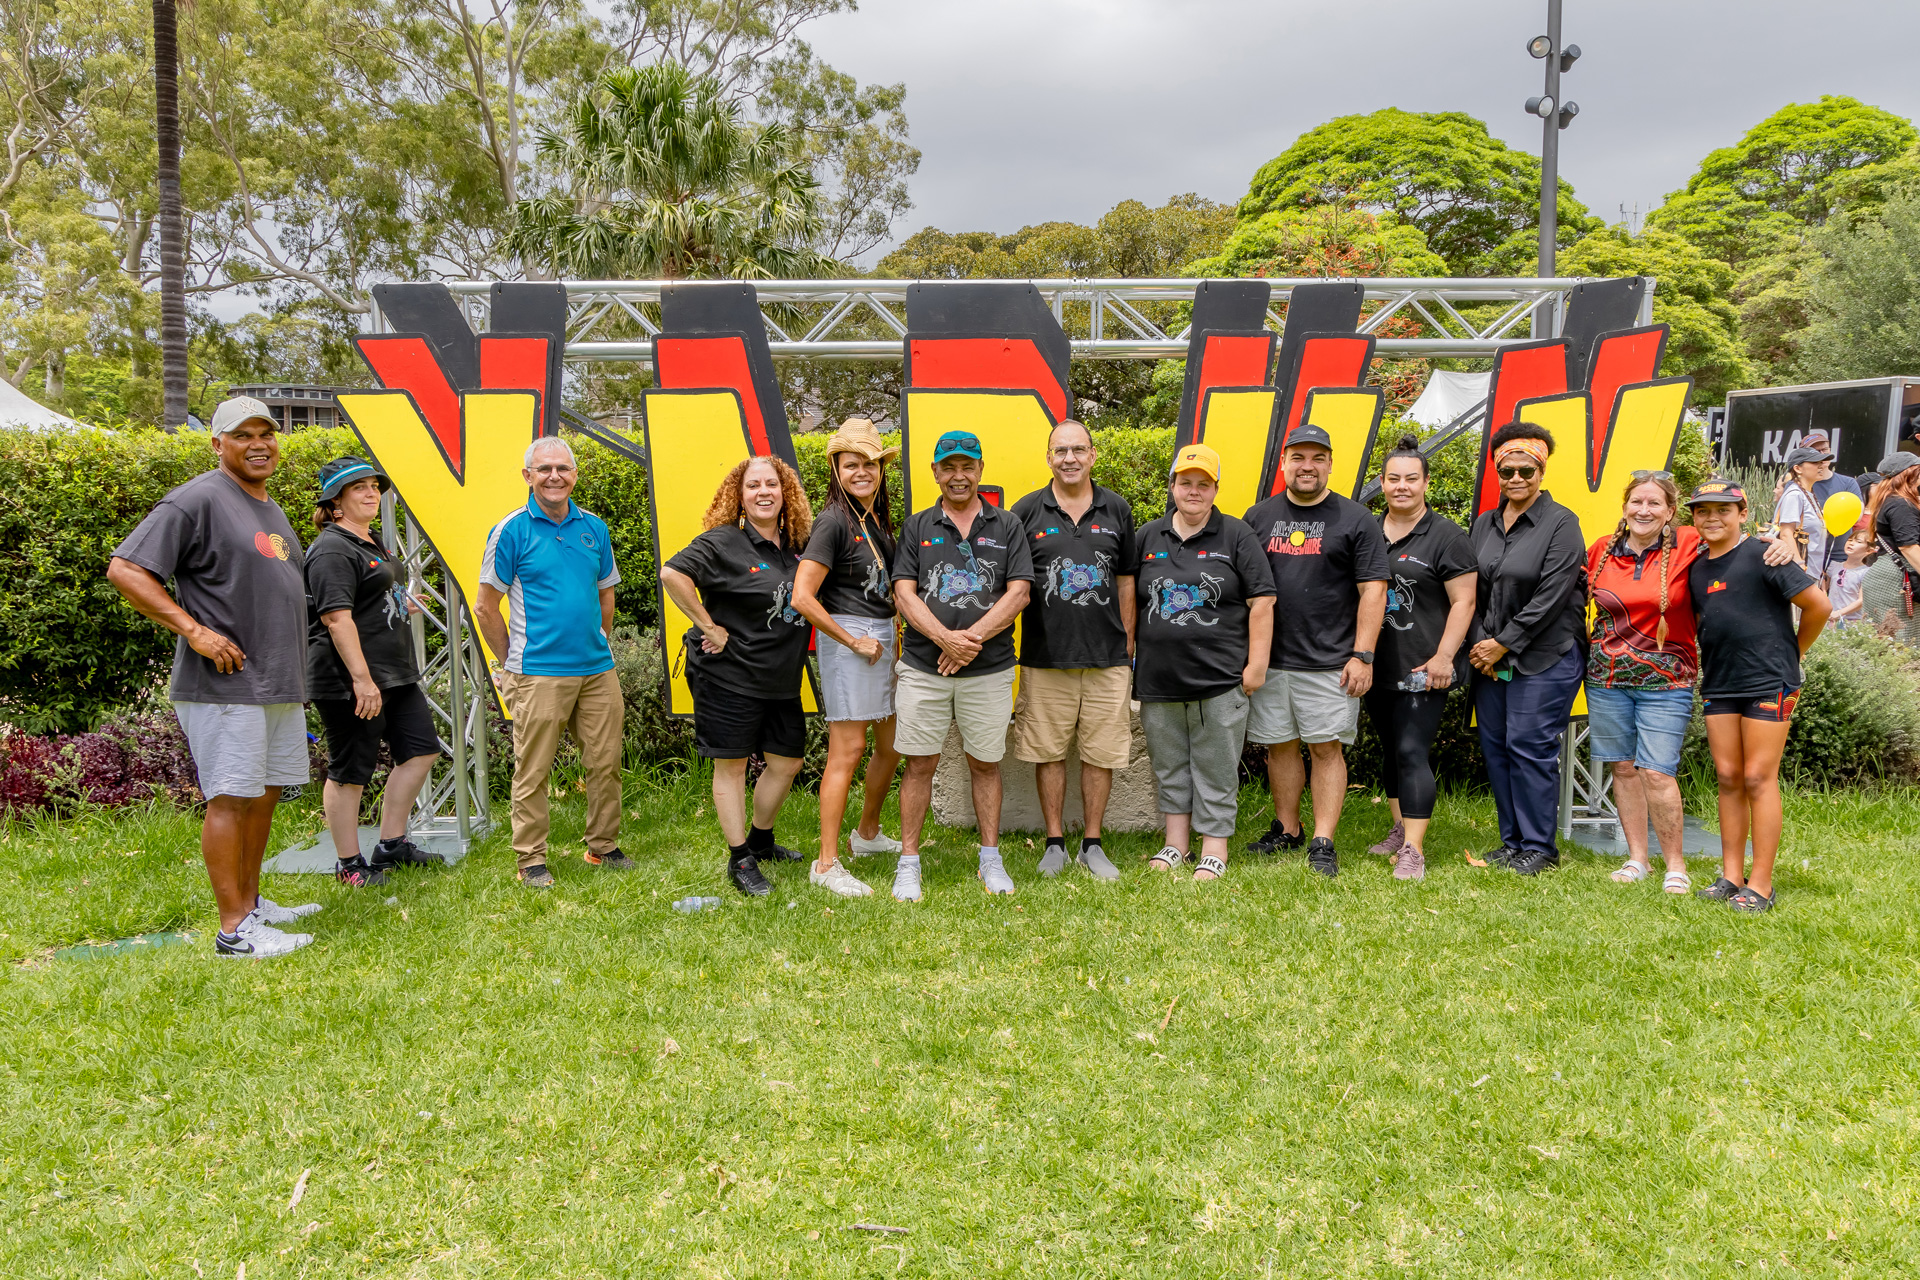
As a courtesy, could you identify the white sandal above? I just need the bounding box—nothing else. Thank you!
[1148,846,1187,871]
[1193,854,1227,881]
[1611,860,1650,884]
[1662,869,1692,895]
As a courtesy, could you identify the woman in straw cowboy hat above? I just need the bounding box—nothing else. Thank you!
[791,418,906,897]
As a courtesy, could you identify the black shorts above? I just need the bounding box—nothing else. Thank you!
[1703,685,1801,722]
[690,668,806,759]
[315,682,442,786]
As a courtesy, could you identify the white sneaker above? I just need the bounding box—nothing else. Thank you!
[848,828,903,857]
[978,850,1016,895]
[215,910,313,958]
[892,857,923,902]
[255,895,322,925]
[811,859,873,898]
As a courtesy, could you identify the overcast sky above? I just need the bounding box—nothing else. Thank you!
[807,0,1920,260]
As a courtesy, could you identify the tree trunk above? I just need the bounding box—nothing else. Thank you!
[152,0,188,430]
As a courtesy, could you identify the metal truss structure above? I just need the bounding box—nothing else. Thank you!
[433,276,1605,364]
[382,493,492,846]
[373,274,1652,851]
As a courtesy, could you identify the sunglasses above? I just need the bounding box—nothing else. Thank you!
[1631,469,1673,482]
[1496,465,1539,480]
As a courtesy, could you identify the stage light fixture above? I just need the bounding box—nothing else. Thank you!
[1559,43,1581,71]
[1528,34,1553,58]
[1526,96,1555,119]
[1558,101,1579,129]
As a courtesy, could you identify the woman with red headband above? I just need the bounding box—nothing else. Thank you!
[1466,421,1588,876]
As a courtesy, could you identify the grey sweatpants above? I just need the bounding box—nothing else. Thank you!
[1140,688,1250,838]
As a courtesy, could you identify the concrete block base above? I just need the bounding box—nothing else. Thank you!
[930,709,1164,833]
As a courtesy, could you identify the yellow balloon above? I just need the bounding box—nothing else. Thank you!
[1823,489,1864,537]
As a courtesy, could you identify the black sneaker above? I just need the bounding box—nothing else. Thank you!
[1247,820,1304,856]
[730,853,771,897]
[1306,837,1339,878]
[335,855,388,887]
[1483,846,1523,868]
[1695,877,1742,901]
[1728,885,1775,913]
[755,842,806,863]
[518,863,555,889]
[370,836,443,870]
[584,848,634,870]
[1511,849,1560,876]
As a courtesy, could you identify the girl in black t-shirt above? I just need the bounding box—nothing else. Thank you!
[660,456,815,898]
[791,418,904,900]
[1685,481,1830,914]
[1363,436,1476,883]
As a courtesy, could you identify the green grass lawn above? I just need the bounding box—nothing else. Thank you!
[3,770,1917,1278]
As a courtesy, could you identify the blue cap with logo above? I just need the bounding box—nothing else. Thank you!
[931,431,983,463]
[317,456,392,501]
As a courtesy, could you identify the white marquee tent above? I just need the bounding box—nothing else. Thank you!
[0,380,85,430]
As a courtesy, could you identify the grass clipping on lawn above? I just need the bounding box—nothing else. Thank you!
[0,777,1916,1276]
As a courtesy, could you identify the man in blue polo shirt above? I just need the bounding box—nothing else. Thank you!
[476,436,628,887]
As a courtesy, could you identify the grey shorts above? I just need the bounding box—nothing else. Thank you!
[1141,688,1250,838]
[173,701,310,800]
[817,615,896,722]
[1247,668,1360,745]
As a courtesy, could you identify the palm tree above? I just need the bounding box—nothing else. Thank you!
[152,0,188,428]
[508,63,832,281]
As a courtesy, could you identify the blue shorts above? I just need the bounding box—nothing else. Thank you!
[1584,683,1693,777]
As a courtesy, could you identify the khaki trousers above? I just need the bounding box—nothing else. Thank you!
[502,669,624,869]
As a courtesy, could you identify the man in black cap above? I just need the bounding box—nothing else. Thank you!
[1241,423,1389,877]
[306,457,445,887]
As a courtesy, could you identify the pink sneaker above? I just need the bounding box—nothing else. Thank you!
[1368,821,1406,861]
[1392,844,1426,881]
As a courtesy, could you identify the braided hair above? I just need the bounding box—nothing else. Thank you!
[1613,473,1683,651]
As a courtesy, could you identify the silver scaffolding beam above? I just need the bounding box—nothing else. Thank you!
[360,274,1648,854]
[433,276,1598,363]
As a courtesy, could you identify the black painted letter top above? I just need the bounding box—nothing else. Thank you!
[1131,508,1276,704]
[1010,483,1137,669]
[892,501,1034,677]
[800,505,896,619]
[1378,509,1477,686]
[666,524,812,699]
[1243,491,1389,671]
[1688,537,1817,700]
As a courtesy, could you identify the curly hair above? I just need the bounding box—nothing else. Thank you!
[701,455,813,547]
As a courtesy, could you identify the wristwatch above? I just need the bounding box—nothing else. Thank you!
[1352,650,1374,664]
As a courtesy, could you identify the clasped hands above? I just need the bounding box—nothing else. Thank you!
[933,624,986,676]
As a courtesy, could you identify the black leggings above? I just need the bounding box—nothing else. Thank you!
[1363,686,1450,820]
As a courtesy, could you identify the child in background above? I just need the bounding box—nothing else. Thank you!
[1828,533,1871,628]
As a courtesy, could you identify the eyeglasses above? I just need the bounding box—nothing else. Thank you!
[1495,465,1538,480]
[1631,469,1673,482]
[1049,446,1092,459]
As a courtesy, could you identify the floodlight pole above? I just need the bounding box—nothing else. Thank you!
[1537,0,1563,276]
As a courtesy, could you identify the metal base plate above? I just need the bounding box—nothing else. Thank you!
[265,824,478,874]
[1565,815,1748,859]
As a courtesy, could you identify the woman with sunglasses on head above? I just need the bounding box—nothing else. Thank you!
[1585,470,1794,894]
[1684,479,1830,913]
[1365,435,1476,883]
[791,419,904,899]
[1465,421,1588,876]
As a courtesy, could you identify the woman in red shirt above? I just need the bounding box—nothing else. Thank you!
[1586,472,1790,893]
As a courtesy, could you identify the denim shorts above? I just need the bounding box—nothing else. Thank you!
[1584,683,1694,777]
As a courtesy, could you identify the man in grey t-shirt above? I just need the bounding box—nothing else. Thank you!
[107,397,318,958]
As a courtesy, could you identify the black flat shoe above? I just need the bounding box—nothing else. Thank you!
[756,842,806,863]
[1483,846,1522,868]
[1247,821,1304,856]
[1728,885,1775,913]
[1695,877,1742,901]
[1510,849,1560,876]
[730,853,771,897]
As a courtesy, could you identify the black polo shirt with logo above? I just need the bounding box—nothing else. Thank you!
[892,500,1034,677]
[1131,508,1276,703]
[1010,483,1137,669]
[801,506,896,619]
[1378,509,1477,686]
[305,522,420,698]
[665,524,812,699]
